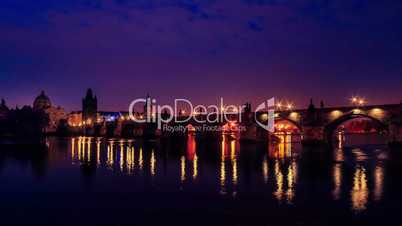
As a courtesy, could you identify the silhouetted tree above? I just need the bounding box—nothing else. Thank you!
[2,106,49,141]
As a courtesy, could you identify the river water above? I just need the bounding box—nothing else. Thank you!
[0,134,401,226]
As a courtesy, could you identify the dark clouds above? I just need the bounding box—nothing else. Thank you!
[0,0,402,110]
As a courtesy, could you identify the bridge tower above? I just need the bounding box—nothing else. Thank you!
[301,99,326,144]
[238,103,270,142]
[82,89,97,124]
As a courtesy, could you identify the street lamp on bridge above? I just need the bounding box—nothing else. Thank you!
[275,100,294,111]
[351,96,366,107]
[287,103,294,111]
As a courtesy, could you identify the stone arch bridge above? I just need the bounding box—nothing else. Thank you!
[81,102,402,144]
[273,103,402,143]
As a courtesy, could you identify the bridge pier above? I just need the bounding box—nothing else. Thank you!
[388,123,402,161]
[389,123,402,145]
[99,124,107,137]
[113,121,123,137]
[387,104,402,150]
[389,124,402,141]
[239,123,270,143]
[301,126,327,145]
[301,99,327,146]
[84,126,96,137]
[93,124,105,137]
[142,123,159,140]
[196,130,221,141]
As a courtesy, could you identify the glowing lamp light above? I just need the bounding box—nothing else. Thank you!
[286,102,295,111]
[351,96,366,106]
[260,113,269,121]
[352,109,361,114]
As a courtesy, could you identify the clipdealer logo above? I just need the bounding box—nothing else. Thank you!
[255,98,275,133]
[128,97,275,132]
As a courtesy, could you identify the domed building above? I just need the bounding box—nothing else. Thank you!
[33,91,67,133]
[0,98,9,120]
[33,91,52,111]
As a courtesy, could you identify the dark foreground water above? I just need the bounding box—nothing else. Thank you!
[0,134,401,226]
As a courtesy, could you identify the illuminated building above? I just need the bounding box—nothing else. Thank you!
[33,91,67,133]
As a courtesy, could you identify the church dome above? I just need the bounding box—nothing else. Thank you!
[33,91,52,111]
[0,99,8,111]
[0,99,9,120]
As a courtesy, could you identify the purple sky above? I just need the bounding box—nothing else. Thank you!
[1,0,402,111]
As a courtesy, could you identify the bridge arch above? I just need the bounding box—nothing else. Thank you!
[324,113,388,141]
[275,116,302,131]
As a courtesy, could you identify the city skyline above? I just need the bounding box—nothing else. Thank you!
[1,0,402,110]
[1,88,400,113]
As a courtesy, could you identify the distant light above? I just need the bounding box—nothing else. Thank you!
[352,109,361,114]
[351,96,366,106]
[286,103,294,110]
[289,112,299,121]
[369,108,384,120]
[330,110,343,120]
[260,113,269,121]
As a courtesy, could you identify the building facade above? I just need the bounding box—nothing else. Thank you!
[33,91,67,133]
